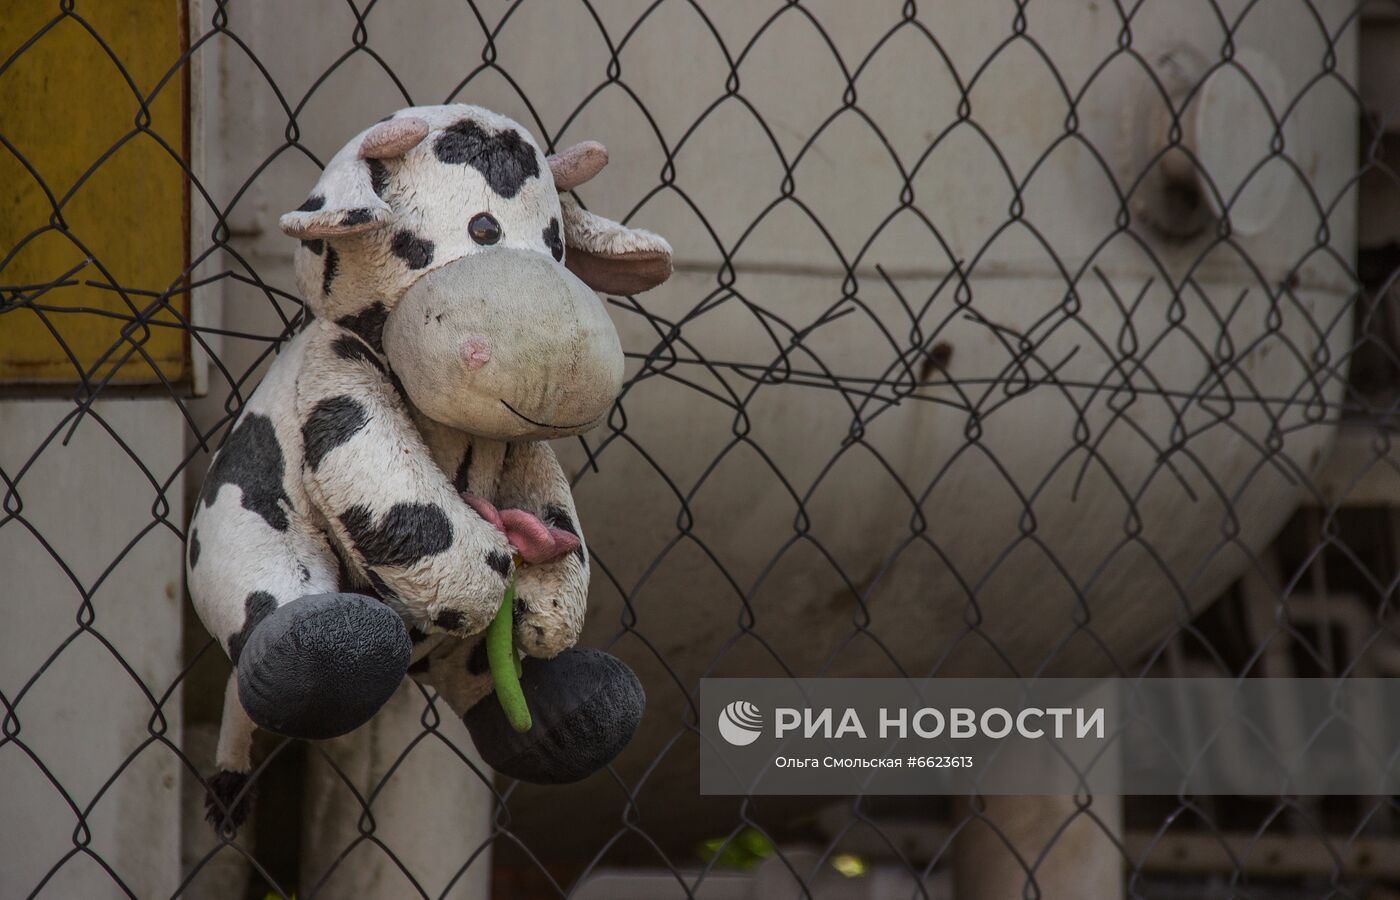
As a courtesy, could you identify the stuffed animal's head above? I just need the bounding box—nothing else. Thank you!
[280,104,672,440]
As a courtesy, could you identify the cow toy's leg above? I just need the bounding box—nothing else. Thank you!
[411,636,645,785]
[189,423,412,831]
[233,591,410,739]
[201,583,411,833]
[405,636,494,718]
[205,674,257,832]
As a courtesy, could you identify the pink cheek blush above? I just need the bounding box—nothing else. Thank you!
[461,336,492,370]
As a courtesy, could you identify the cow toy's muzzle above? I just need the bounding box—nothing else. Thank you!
[383,248,626,440]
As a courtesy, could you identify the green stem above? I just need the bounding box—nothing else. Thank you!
[487,574,532,732]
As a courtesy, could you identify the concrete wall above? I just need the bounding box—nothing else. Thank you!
[0,399,185,898]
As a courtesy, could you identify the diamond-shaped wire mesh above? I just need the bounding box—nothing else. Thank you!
[2,0,1400,897]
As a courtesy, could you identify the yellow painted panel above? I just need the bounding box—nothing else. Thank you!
[0,2,188,384]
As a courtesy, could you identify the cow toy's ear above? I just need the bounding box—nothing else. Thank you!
[560,195,673,295]
[279,116,429,241]
[549,140,672,293]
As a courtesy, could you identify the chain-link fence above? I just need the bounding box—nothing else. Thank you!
[3,0,1400,897]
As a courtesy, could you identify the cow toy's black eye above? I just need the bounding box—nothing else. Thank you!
[468,212,502,245]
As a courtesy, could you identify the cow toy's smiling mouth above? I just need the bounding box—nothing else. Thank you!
[500,399,602,431]
[383,249,625,440]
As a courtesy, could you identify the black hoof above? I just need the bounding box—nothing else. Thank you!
[236,592,410,740]
[464,647,645,784]
[204,770,255,833]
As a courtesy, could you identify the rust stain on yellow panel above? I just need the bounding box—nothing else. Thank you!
[0,2,188,384]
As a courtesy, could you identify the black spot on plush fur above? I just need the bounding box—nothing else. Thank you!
[340,208,373,227]
[434,609,465,632]
[322,245,340,296]
[543,504,585,564]
[334,553,354,592]
[367,158,390,198]
[408,625,428,644]
[297,194,325,212]
[336,302,390,354]
[331,335,389,377]
[391,230,435,270]
[204,770,255,832]
[301,238,324,255]
[200,413,293,532]
[543,217,563,262]
[227,590,278,665]
[453,444,473,493]
[486,549,513,578]
[467,638,490,675]
[385,369,410,405]
[366,570,400,606]
[302,395,369,471]
[512,595,530,627]
[188,529,200,568]
[340,502,454,568]
[542,504,576,535]
[432,119,540,198]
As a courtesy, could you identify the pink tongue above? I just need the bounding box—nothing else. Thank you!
[462,494,503,530]
[462,494,581,565]
[500,509,581,564]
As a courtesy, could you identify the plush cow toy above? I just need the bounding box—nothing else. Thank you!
[188,104,671,831]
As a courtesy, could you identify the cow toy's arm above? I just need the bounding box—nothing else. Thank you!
[296,320,514,635]
[494,440,590,658]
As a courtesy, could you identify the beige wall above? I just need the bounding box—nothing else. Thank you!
[0,399,185,898]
